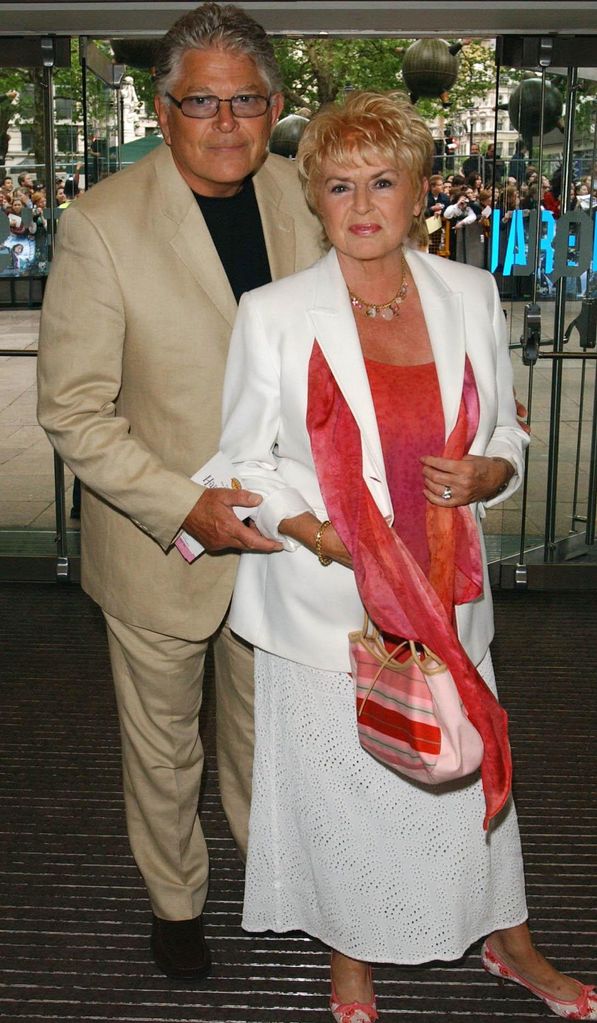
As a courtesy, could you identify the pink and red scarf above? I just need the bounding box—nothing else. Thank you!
[306,340,511,829]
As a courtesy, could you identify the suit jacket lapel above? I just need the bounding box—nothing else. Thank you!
[153,148,298,328]
[253,160,297,282]
[405,248,465,440]
[154,143,238,329]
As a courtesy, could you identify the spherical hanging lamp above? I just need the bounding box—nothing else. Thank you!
[110,39,159,69]
[508,76,563,152]
[269,114,309,159]
[401,39,459,103]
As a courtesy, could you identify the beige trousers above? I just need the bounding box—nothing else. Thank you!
[104,611,254,920]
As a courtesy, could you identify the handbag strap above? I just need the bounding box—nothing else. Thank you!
[356,614,447,716]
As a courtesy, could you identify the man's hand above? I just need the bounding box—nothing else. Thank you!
[182,487,283,553]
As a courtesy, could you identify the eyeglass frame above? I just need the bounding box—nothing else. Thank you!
[165,91,273,119]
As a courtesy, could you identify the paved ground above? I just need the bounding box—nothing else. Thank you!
[1,582,596,1023]
[0,296,594,554]
[0,308,76,532]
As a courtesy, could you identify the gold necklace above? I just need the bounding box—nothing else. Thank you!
[348,251,409,321]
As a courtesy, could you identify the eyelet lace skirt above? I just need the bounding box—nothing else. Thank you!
[242,648,528,964]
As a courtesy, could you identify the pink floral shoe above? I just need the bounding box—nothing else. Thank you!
[482,940,597,1019]
[330,965,379,1023]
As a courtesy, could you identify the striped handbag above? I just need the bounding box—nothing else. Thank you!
[349,616,484,785]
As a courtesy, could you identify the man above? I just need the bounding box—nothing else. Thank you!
[461,141,482,179]
[424,173,450,254]
[37,2,321,982]
[17,170,34,199]
[485,143,505,186]
[508,140,528,185]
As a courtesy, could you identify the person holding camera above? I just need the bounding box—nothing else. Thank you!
[443,187,478,262]
[444,187,477,228]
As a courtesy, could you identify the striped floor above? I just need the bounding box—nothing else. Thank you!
[1,582,595,1022]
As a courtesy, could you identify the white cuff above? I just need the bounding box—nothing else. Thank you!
[253,487,315,551]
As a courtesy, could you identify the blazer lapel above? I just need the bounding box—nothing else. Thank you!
[405,248,466,440]
[253,161,297,282]
[154,144,237,328]
[307,249,393,521]
[306,247,468,519]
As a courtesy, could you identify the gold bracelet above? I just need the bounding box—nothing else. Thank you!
[314,519,332,566]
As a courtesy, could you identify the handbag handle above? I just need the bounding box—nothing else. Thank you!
[361,612,446,671]
[355,613,447,717]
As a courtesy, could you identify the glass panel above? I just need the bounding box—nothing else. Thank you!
[85,61,120,184]
[485,62,597,567]
[0,40,124,570]
[0,54,80,562]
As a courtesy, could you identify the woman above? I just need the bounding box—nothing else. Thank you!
[220,92,596,1022]
[465,169,483,194]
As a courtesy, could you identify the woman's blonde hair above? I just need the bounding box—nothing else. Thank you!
[297,91,434,243]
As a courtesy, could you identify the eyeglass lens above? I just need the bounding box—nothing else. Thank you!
[180,94,269,118]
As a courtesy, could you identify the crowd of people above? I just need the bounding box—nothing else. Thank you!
[2,104,594,291]
[425,156,597,292]
[0,168,81,273]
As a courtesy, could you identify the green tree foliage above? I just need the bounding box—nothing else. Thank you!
[0,69,51,170]
[0,40,114,173]
[272,36,497,123]
[273,38,407,111]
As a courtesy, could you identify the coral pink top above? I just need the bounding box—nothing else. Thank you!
[365,359,445,576]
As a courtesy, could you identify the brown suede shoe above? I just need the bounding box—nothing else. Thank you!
[150,914,211,981]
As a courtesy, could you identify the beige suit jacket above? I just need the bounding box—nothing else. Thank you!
[37,143,322,639]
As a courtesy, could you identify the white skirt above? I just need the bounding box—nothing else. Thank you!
[242,648,528,964]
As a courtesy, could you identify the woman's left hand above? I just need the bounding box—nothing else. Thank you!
[420,453,514,506]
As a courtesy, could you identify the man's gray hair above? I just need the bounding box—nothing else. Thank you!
[153,2,283,97]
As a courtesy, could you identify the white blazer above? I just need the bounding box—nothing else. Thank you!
[220,247,529,672]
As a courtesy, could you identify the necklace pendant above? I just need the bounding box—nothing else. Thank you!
[348,250,409,324]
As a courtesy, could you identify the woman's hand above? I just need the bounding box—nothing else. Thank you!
[420,453,515,506]
[279,511,353,569]
[514,392,531,434]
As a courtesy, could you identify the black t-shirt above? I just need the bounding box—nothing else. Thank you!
[194,177,271,303]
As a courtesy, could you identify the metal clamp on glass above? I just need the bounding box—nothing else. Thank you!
[521,302,542,366]
[564,298,597,350]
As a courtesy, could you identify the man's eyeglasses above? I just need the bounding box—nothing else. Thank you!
[165,92,271,119]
